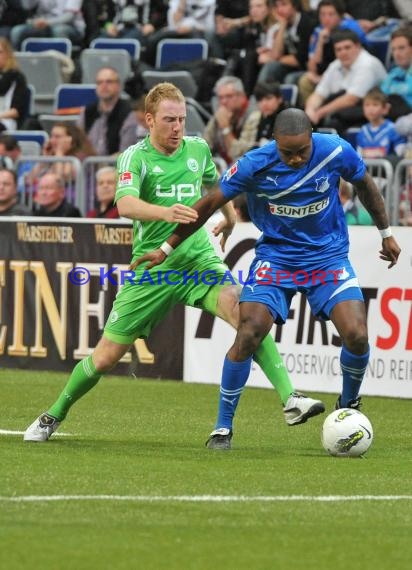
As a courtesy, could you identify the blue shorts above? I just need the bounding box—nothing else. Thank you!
[239,256,364,324]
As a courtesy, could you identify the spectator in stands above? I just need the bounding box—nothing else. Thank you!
[206,0,250,59]
[78,67,138,156]
[356,88,406,159]
[0,133,34,192]
[391,1,412,23]
[223,0,275,96]
[240,80,289,150]
[82,0,116,45]
[131,95,149,139]
[10,0,85,50]
[305,29,387,133]
[0,133,18,169]
[203,76,254,165]
[0,1,30,39]
[33,172,82,217]
[27,122,95,186]
[167,0,216,35]
[0,38,28,131]
[97,0,168,49]
[256,0,315,85]
[394,111,412,150]
[144,0,216,65]
[394,111,412,225]
[380,27,412,120]
[338,179,373,225]
[343,0,401,39]
[0,168,30,215]
[298,0,368,106]
[87,166,119,219]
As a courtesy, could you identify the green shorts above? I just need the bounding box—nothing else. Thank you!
[104,250,231,344]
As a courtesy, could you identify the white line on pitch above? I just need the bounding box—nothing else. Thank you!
[0,495,411,503]
[0,429,73,436]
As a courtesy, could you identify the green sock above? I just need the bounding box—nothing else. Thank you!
[254,334,294,405]
[202,285,293,405]
[48,356,102,421]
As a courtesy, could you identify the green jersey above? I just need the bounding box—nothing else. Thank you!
[115,135,219,265]
[105,135,228,343]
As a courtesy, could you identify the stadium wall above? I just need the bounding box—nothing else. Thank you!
[0,218,184,379]
[1,218,411,397]
[184,222,412,398]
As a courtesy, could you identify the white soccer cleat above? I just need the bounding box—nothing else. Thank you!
[23,413,61,442]
[283,392,325,426]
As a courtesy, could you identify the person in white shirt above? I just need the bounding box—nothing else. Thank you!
[10,0,85,50]
[305,29,387,133]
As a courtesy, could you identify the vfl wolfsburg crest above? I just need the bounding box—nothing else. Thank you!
[187,158,199,172]
[315,176,330,193]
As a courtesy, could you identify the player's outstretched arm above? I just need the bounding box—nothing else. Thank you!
[117,195,198,224]
[131,189,229,270]
[352,172,401,268]
[205,182,237,252]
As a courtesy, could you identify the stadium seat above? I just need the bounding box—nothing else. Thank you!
[142,70,198,98]
[316,127,338,134]
[368,38,391,68]
[38,114,81,134]
[5,129,49,148]
[54,84,97,115]
[19,84,35,125]
[21,37,72,57]
[185,97,212,122]
[17,140,42,156]
[90,38,141,61]
[15,52,65,114]
[185,102,206,136]
[364,158,394,220]
[343,127,360,149]
[155,38,208,69]
[280,84,298,107]
[80,48,132,84]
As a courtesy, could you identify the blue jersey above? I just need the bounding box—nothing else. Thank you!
[220,133,366,268]
[356,119,406,157]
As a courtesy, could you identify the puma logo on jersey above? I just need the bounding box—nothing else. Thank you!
[265,175,278,185]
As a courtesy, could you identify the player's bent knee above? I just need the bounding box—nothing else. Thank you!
[92,339,131,372]
[237,322,269,355]
[343,329,369,354]
[217,285,241,327]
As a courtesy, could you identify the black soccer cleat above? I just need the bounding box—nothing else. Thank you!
[205,428,233,450]
[335,396,362,411]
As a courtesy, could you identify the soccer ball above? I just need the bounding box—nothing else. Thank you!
[321,408,373,457]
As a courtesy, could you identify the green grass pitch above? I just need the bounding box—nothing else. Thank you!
[0,368,411,570]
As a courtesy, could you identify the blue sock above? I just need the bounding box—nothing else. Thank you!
[215,356,253,430]
[340,344,370,406]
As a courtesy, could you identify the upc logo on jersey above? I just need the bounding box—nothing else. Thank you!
[155,182,198,201]
[224,162,238,181]
[315,176,330,193]
[119,171,132,186]
[269,197,330,217]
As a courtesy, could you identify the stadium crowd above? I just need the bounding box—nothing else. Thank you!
[0,0,411,223]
